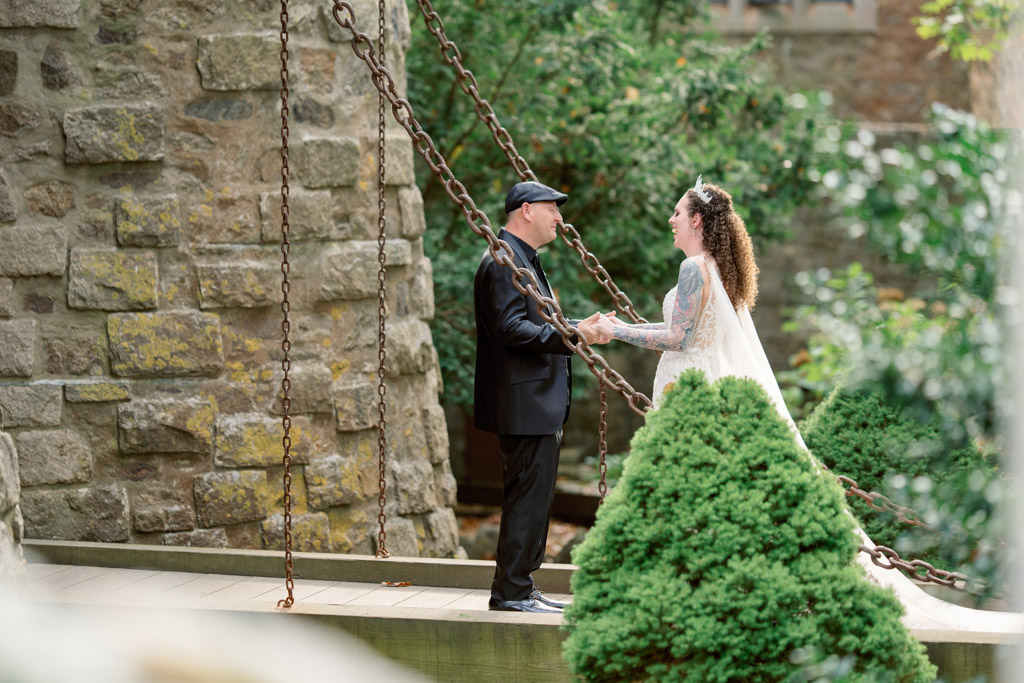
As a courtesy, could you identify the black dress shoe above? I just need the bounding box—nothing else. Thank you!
[530,589,568,609]
[488,597,561,613]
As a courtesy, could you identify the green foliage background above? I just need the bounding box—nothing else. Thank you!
[406,0,829,408]
[563,370,936,683]
[801,387,1001,597]
[787,104,1020,595]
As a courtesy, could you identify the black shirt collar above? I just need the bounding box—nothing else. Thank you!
[502,229,539,264]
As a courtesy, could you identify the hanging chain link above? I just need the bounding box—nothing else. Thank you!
[597,379,608,505]
[329,1,654,419]
[329,0,972,592]
[859,544,970,591]
[836,475,932,530]
[276,0,295,609]
[374,0,390,560]
[410,0,648,325]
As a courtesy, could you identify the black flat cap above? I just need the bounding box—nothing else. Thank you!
[504,181,568,215]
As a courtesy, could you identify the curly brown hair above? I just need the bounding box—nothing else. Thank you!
[685,182,758,311]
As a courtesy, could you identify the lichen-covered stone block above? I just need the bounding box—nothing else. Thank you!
[327,504,371,554]
[269,363,333,415]
[118,396,215,455]
[0,279,10,318]
[41,44,76,91]
[45,338,104,376]
[0,103,41,138]
[391,459,437,515]
[0,225,67,276]
[64,380,131,403]
[0,320,36,376]
[196,33,281,91]
[261,512,330,552]
[384,135,415,187]
[434,459,458,507]
[196,261,276,309]
[0,432,19,513]
[115,196,180,247]
[319,242,378,301]
[0,0,81,28]
[410,257,435,321]
[334,381,377,432]
[108,311,223,377]
[63,103,164,163]
[214,413,319,467]
[131,489,194,533]
[300,137,359,188]
[258,190,337,242]
[422,507,458,558]
[373,515,418,557]
[21,486,130,542]
[185,195,260,245]
[15,429,92,486]
[386,319,434,376]
[305,454,362,510]
[398,186,426,239]
[68,248,158,311]
[24,180,75,218]
[162,528,228,547]
[422,404,449,465]
[194,470,267,528]
[0,384,61,428]
[0,173,16,223]
[319,240,410,302]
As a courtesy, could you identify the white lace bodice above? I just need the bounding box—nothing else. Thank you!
[652,256,719,404]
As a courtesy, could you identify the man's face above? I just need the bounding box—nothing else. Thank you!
[527,201,562,246]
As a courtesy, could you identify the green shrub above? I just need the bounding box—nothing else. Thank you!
[562,369,935,683]
[801,387,1000,588]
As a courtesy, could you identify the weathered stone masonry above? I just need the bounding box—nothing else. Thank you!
[0,0,458,558]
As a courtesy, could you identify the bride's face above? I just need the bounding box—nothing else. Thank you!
[669,194,699,254]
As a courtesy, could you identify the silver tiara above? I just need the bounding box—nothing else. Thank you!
[693,175,712,204]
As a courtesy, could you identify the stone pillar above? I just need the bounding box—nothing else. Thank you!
[0,422,25,585]
[0,0,457,558]
[970,33,1024,129]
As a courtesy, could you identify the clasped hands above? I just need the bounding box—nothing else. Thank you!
[576,311,622,345]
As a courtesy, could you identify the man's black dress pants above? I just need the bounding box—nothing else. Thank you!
[490,430,562,602]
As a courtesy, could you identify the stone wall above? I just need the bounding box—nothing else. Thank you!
[754,0,971,123]
[0,0,458,558]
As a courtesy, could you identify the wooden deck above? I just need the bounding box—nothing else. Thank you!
[27,561,571,618]
[22,540,1018,683]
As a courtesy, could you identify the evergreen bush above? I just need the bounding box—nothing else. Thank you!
[801,387,998,575]
[562,369,935,682]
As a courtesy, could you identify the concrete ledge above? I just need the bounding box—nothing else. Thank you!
[22,539,577,593]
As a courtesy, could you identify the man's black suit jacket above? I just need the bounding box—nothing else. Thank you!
[473,229,576,436]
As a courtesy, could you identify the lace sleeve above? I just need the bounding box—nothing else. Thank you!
[611,258,706,352]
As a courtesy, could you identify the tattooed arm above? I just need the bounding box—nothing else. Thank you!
[609,258,707,352]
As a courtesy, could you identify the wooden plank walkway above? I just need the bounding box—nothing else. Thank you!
[22,541,1018,683]
[27,562,571,620]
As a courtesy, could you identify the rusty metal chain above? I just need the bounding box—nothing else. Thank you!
[276,0,295,609]
[860,544,970,592]
[330,0,654,419]
[597,379,608,505]
[374,0,390,560]
[410,0,648,325]
[836,475,932,530]
[331,0,973,588]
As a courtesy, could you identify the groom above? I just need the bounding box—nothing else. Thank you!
[474,180,606,613]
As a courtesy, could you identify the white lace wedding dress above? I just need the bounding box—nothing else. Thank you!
[650,255,1022,635]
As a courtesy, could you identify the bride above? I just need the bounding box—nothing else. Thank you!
[591,177,1021,634]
